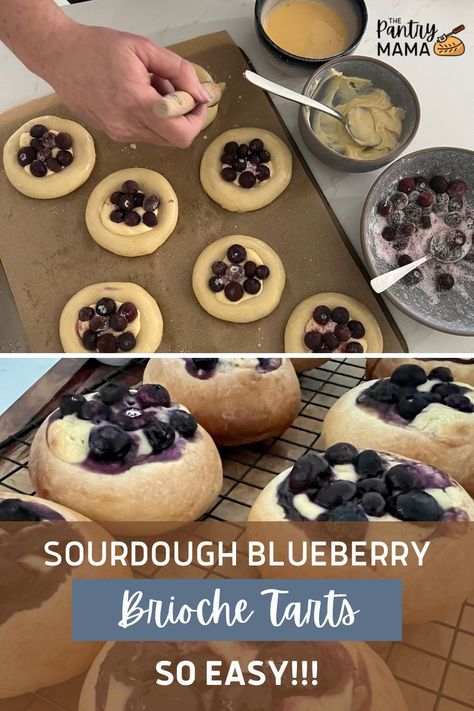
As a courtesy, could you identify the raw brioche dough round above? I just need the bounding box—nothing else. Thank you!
[3,115,95,199]
[85,168,178,256]
[285,292,383,353]
[28,389,223,533]
[192,234,286,322]
[320,378,474,495]
[200,127,292,212]
[79,640,407,711]
[193,63,220,129]
[0,492,123,698]
[367,358,474,387]
[143,358,301,446]
[248,449,474,624]
[59,282,163,353]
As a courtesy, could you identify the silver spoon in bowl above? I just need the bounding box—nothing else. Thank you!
[370,230,472,294]
[243,70,381,148]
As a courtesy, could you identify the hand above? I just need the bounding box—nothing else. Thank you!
[42,21,209,148]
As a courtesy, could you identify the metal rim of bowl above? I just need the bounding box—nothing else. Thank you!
[300,54,421,167]
[254,0,369,65]
[360,146,474,337]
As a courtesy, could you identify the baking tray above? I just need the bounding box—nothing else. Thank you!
[0,357,472,710]
[0,31,406,353]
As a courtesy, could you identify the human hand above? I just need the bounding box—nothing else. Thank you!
[42,21,209,147]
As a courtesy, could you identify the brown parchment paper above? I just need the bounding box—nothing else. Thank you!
[0,31,406,353]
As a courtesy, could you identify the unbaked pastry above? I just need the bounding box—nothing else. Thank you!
[3,114,95,199]
[79,640,407,710]
[59,282,163,353]
[249,443,474,623]
[28,383,223,532]
[200,128,292,212]
[367,358,474,387]
[0,492,123,697]
[143,357,301,446]
[194,63,220,129]
[85,168,178,256]
[320,364,474,494]
[285,292,383,354]
[192,234,286,323]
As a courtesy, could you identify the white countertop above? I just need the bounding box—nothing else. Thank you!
[1,0,473,353]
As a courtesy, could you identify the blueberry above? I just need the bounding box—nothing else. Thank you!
[212,261,227,276]
[122,179,139,194]
[30,160,47,177]
[224,141,238,155]
[355,450,384,478]
[334,324,351,342]
[89,425,132,461]
[109,314,128,332]
[221,167,237,182]
[390,491,443,521]
[98,383,129,405]
[118,194,134,211]
[312,305,331,325]
[117,333,136,352]
[29,123,48,138]
[0,499,42,522]
[304,331,322,351]
[361,492,386,517]
[288,453,330,494]
[322,332,339,352]
[232,158,247,172]
[239,171,256,188]
[386,464,419,491]
[17,146,36,167]
[133,192,145,208]
[396,393,426,420]
[78,306,95,322]
[428,366,453,382]
[365,380,400,404]
[390,364,427,388]
[192,358,219,371]
[95,298,117,316]
[82,331,98,351]
[259,150,271,163]
[143,194,160,212]
[144,421,175,453]
[98,335,118,353]
[255,265,270,280]
[79,399,111,423]
[169,410,198,437]
[314,480,357,508]
[89,315,109,333]
[249,138,264,152]
[209,276,224,292]
[348,320,365,339]
[421,391,443,406]
[225,283,243,301]
[113,407,148,431]
[238,143,249,157]
[357,478,388,497]
[325,442,358,465]
[256,164,270,181]
[55,132,72,150]
[110,209,124,223]
[432,382,462,399]
[227,244,247,264]
[444,393,474,413]
[430,175,448,194]
[345,342,364,353]
[318,503,368,521]
[59,393,85,417]
[243,278,261,294]
[124,211,141,227]
[244,261,257,278]
[331,307,349,325]
[137,384,171,408]
[57,150,74,167]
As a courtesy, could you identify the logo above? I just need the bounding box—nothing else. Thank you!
[377,19,465,57]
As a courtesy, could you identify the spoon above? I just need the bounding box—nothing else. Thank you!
[243,70,380,147]
[370,230,472,294]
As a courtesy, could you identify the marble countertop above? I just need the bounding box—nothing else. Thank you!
[1,0,473,353]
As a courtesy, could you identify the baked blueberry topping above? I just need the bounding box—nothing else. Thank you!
[305,303,366,353]
[391,364,427,387]
[18,124,75,175]
[144,421,175,453]
[314,480,357,508]
[325,442,358,465]
[289,453,330,494]
[89,425,132,461]
[208,247,270,301]
[99,383,129,405]
[59,393,86,416]
[136,384,171,408]
[318,503,368,522]
[79,400,111,423]
[192,358,219,371]
[220,137,271,186]
[389,490,443,521]
[355,450,384,478]
[361,492,385,517]
[169,410,198,437]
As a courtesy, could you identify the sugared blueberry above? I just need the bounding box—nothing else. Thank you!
[96,298,117,316]
[325,442,358,465]
[169,409,198,437]
[89,425,132,461]
[118,302,138,323]
[390,364,427,387]
[98,383,129,405]
[355,450,384,478]
[144,421,175,453]
[396,393,426,420]
[137,384,171,408]
[313,305,331,325]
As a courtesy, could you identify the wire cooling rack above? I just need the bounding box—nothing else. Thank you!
[0,358,473,711]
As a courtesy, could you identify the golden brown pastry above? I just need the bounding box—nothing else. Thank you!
[0,493,123,698]
[29,383,222,533]
[143,357,301,446]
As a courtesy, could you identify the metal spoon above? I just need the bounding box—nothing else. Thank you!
[370,231,472,294]
[243,70,380,147]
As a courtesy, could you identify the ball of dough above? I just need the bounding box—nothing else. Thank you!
[28,385,223,533]
[285,292,383,354]
[192,234,286,323]
[366,358,474,387]
[0,492,123,698]
[79,640,407,711]
[85,168,178,257]
[200,128,292,212]
[249,446,474,624]
[143,357,301,446]
[59,281,163,353]
[3,115,95,199]
[320,365,474,495]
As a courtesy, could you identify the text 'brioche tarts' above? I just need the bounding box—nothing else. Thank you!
[366,357,474,387]
[200,128,292,212]
[3,115,95,199]
[192,235,286,322]
[285,293,383,354]
[86,168,178,256]
[59,282,163,353]
[143,357,301,447]
[321,364,474,494]
[193,63,221,129]
[0,492,123,698]
[28,383,223,533]
[249,444,474,623]
[79,640,407,711]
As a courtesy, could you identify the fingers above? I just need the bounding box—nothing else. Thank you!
[144,103,207,149]
[150,75,175,96]
[134,39,209,104]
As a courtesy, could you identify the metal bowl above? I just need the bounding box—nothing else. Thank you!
[299,55,420,172]
[361,147,474,336]
[254,0,368,71]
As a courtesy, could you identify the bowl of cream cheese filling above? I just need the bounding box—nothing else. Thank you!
[299,55,420,172]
